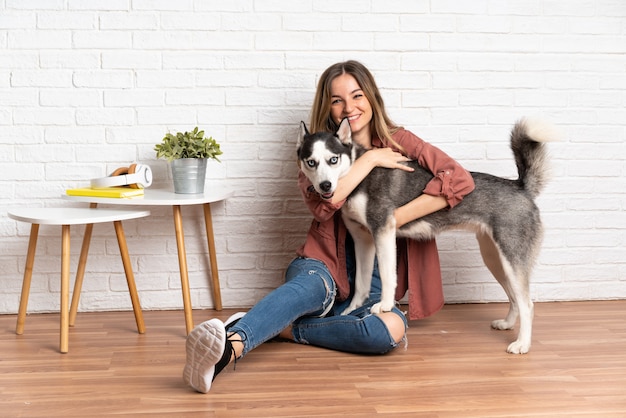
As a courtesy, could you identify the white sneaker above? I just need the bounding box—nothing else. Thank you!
[183,318,226,393]
[224,312,246,331]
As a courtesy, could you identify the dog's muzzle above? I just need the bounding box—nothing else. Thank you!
[319,181,334,200]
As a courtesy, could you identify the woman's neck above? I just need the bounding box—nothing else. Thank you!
[352,127,372,149]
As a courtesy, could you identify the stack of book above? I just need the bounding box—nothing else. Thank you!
[66,187,145,198]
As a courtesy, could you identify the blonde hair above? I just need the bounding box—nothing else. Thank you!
[309,60,403,150]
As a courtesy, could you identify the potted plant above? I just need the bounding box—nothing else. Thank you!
[155,127,223,194]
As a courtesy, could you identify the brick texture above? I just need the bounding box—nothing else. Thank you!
[1,1,624,314]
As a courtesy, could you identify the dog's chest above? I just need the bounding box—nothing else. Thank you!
[342,192,368,226]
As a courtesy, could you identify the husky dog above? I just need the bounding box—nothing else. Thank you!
[296,117,559,354]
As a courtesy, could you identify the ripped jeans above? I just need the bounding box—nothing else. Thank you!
[229,256,408,357]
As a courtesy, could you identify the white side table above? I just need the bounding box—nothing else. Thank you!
[64,188,233,334]
[8,207,150,353]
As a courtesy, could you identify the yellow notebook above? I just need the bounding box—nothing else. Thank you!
[66,187,145,198]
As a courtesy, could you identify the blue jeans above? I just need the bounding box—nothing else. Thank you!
[229,255,407,357]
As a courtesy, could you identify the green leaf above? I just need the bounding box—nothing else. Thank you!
[155,126,223,162]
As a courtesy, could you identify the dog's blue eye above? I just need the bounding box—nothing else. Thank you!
[306,160,316,168]
[329,156,338,165]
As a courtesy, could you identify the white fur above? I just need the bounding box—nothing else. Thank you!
[522,116,564,143]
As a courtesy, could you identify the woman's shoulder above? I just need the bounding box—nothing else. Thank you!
[392,127,422,142]
[390,127,427,155]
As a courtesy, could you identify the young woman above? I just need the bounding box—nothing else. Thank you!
[183,60,475,393]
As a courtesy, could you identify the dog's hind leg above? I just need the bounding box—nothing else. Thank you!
[502,275,533,354]
[341,222,376,315]
[476,232,518,328]
[477,231,533,354]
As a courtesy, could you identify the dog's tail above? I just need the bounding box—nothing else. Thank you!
[511,117,561,198]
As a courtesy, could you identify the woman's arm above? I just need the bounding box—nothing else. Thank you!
[298,147,413,222]
[329,147,413,204]
[300,130,471,226]
[394,194,448,229]
[388,129,476,228]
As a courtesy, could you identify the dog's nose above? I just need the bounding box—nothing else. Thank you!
[319,181,332,192]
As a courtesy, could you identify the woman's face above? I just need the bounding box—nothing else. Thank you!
[329,73,373,145]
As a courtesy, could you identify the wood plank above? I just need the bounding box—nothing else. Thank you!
[1,301,625,417]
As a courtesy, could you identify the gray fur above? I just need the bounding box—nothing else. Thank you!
[296,117,558,354]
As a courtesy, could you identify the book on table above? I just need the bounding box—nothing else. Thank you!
[66,187,145,198]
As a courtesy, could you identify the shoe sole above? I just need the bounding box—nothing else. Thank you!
[183,319,226,393]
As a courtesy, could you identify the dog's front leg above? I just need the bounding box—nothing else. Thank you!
[370,220,397,314]
[341,221,376,315]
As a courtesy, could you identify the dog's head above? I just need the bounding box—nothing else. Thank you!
[296,118,354,200]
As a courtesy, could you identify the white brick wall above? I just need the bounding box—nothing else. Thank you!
[1,1,625,314]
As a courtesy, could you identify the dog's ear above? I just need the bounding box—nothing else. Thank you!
[297,121,309,150]
[336,117,352,145]
[300,121,309,136]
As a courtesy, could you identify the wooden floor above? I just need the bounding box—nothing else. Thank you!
[1,301,625,418]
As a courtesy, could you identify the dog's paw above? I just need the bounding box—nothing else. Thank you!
[506,340,531,354]
[491,319,514,330]
[370,301,394,314]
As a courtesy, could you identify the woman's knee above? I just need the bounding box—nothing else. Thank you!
[377,311,407,344]
[357,310,407,354]
[280,258,337,321]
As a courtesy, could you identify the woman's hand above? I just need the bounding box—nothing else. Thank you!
[364,148,414,172]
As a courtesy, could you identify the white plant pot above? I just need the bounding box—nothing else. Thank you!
[171,158,207,194]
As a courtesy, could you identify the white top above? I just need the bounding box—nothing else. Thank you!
[8,208,151,225]
[63,187,233,206]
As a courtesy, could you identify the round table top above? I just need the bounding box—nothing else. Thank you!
[63,187,233,206]
[8,208,151,225]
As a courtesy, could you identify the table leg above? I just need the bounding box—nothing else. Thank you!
[203,203,222,311]
[70,202,97,326]
[113,220,145,334]
[172,205,194,334]
[60,225,71,354]
[16,224,39,335]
